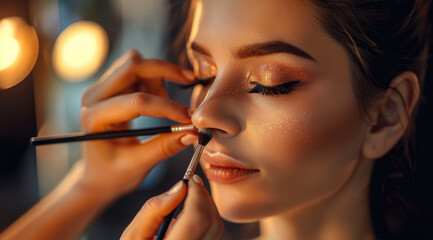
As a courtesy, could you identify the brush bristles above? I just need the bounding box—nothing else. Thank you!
[198,129,213,146]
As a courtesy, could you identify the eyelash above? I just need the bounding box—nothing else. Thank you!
[181,77,300,96]
[248,81,300,96]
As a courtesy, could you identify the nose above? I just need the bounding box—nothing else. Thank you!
[191,79,242,137]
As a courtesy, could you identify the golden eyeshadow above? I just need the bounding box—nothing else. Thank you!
[254,63,310,85]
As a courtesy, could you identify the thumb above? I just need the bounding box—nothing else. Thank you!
[120,181,187,240]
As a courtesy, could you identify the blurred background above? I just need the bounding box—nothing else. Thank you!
[0,0,258,239]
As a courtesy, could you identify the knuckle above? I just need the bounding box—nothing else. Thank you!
[142,195,161,212]
[80,106,102,132]
[130,92,150,106]
[124,50,142,67]
[125,49,142,60]
[167,99,180,111]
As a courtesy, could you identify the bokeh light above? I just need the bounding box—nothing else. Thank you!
[0,37,19,71]
[52,21,109,82]
[0,17,39,89]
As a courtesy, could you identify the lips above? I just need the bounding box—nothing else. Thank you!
[201,150,260,184]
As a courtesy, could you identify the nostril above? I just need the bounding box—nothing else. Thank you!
[203,128,224,137]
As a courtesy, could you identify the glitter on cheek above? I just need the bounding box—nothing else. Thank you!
[249,109,311,147]
[272,112,309,141]
[243,107,313,177]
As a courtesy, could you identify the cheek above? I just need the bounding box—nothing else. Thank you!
[236,82,366,213]
[244,109,310,161]
[301,82,365,162]
[247,79,364,168]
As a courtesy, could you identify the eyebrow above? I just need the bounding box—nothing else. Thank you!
[190,41,317,62]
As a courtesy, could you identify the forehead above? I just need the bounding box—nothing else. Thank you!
[189,0,324,57]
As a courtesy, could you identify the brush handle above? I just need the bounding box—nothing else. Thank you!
[156,178,189,240]
[30,125,196,146]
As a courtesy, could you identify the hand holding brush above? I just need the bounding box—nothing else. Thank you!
[120,129,223,240]
[155,128,213,240]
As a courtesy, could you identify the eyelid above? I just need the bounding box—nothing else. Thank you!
[250,80,300,87]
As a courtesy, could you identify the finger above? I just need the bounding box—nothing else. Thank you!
[166,175,223,240]
[137,77,170,98]
[81,92,191,132]
[82,50,195,107]
[165,218,177,236]
[120,132,197,171]
[105,122,137,145]
[120,181,187,240]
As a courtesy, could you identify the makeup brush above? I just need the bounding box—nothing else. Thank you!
[30,124,196,146]
[156,128,213,240]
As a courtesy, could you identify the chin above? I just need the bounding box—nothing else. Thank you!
[210,183,280,223]
[216,201,263,223]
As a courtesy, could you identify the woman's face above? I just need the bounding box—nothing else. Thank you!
[189,0,369,222]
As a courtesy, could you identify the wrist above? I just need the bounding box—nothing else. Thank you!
[61,160,119,206]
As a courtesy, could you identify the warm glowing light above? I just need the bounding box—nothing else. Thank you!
[0,20,15,36]
[0,17,39,89]
[53,21,109,82]
[0,37,20,71]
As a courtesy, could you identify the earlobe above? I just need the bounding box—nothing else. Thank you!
[362,71,420,159]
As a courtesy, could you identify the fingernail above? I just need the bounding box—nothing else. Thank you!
[182,69,195,81]
[181,134,197,146]
[193,175,204,185]
[167,181,184,195]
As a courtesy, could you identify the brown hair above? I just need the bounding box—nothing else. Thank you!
[168,0,433,238]
[309,0,432,238]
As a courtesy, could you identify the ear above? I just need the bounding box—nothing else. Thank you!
[362,71,420,159]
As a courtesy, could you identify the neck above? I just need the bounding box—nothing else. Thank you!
[259,158,376,240]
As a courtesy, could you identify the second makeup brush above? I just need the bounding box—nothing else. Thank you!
[155,128,213,240]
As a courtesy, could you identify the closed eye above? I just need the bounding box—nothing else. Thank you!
[180,77,215,89]
[248,81,300,96]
